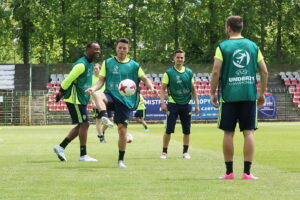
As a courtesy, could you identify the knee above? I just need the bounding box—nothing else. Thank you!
[81,122,90,129]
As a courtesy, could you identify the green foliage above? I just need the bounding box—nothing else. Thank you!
[0,0,299,64]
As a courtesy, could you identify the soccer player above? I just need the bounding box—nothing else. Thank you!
[159,49,199,160]
[133,94,149,131]
[53,42,103,162]
[210,16,268,179]
[86,38,155,168]
[91,63,113,143]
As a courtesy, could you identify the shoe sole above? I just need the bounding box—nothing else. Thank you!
[101,118,113,128]
[53,148,66,161]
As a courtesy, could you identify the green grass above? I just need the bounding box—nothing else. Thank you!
[0,122,300,200]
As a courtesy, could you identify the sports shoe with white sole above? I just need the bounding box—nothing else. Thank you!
[53,145,67,161]
[242,173,259,180]
[79,155,98,162]
[160,152,167,159]
[183,153,191,159]
[118,160,127,168]
[101,117,113,128]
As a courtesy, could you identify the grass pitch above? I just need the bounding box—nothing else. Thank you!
[0,122,300,200]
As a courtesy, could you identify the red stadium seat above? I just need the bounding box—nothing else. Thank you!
[87,105,93,111]
[289,86,296,94]
[49,105,56,111]
[46,83,53,89]
[63,105,68,111]
[56,105,63,111]
[284,80,291,85]
[47,101,53,107]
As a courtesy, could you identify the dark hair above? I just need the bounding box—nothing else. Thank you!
[86,41,99,50]
[226,16,243,33]
[174,49,185,56]
[116,38,130,46]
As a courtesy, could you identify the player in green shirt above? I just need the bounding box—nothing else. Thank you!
[53,42,101,162]
[86,38,155,168]
[160,49,199,160]
[133,94,149,131]
[91,63,113,143]
[210,16,268,179]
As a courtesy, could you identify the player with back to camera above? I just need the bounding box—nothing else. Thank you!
[210,16,268,179]
[91,63,114,143]
[53,42,105,162]
[86,38,155,168]
[160,49,199,160]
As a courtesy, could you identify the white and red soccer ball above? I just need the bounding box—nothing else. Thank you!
[126,134,133,143]
[118,79,136,97]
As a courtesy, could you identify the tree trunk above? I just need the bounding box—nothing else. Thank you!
[21,19,30,64]
[171,0,179,50]
[131,1,137,60]
[276,0,283,60]
[61,0,67,63]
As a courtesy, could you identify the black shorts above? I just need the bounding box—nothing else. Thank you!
[66,102,89,124]
[218,101,258,132]
[166,103,192,135]
[93,109,113,119]
[104,92,131,126]
[134,109,146,119]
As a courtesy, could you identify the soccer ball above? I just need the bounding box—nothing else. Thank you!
[126,134,133,143]
[118,79,136,97]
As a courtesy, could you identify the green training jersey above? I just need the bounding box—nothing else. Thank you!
[63,57,94,105]
[104,57,140,110]
[137,94,146,110]
[219,38,259,102]
[165,67,193,104]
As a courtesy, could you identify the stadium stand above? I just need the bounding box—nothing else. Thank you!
[45,72,275,112]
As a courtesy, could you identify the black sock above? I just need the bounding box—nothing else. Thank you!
[225,161,233,174]
[118,151,125,161]
[244,161,252,175]
[99,110,107,118]
[143,125,148,129]
[59,137,71,149]
[183,145,189,153]
[80,146,86,157]
[162,147,168,153]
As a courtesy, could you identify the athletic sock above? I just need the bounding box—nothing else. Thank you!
[162,147,168,154]
[225,161,233,175]
[183,145,189,153]
[143,125,148,129]
[80,146,86,157]
[244,161,252,175]
[118,151,125,161]
[59,137,71,149]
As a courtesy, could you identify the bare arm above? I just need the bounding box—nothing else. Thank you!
[257,60,268,107]
[160,83,168,112]
[140,75,155,91]
[210,59,222,108]
[192,84,199,115]
[85,76,105,94]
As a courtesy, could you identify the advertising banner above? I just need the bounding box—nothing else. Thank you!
[143,95,276,120]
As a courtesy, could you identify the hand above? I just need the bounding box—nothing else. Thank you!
[55,92,63,102]
[149,88,158,94]
[210,94,219,108]
[161,103,167,112]
[257,95,265,108]
[85,88,94,95]
[194,105,199,115]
